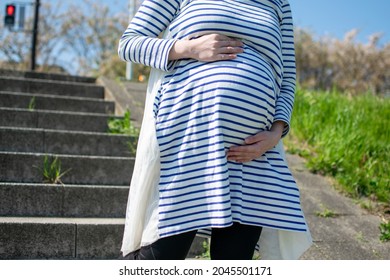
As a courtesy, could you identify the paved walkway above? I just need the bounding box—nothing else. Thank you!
[288,153,390,260]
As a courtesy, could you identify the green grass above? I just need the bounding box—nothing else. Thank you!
[107,110,139,135]
[379,221,390,242]
[28,96,36,111]
[285,88,390,204]
[34,155,71,185]
[200,240,210,259]
[315,207,339,218]
[107,110,140,155]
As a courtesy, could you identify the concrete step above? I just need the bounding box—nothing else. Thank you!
[0,77,104,99]
[0,183,128,218]
[0,152,134,186]
[0,127,135,157]
[0,217,206,260]
[0,217,125,259]
[0,91,115,114]
[0,107,113,133]
[0,69,96,83]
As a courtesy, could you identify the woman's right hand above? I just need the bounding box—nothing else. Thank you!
[169,34,244,62]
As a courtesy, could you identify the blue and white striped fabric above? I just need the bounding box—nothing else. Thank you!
[119,0,309,239]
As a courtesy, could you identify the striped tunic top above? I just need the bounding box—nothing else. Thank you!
[119,0,309,239]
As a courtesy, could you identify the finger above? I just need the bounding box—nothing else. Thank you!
[227,153,264,162]
[227,154,248,161]
[245,132,267,144]
[227,146,267,158]
[227,152,262,162]
[228,145,258,153]
[216,40,244,48]
[218,46,244,54]
[228,151,264,161]
[216,53,238,60]
[227,156,254,163]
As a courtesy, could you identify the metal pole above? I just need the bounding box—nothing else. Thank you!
[30,0,40,71]
[126,0,136,80]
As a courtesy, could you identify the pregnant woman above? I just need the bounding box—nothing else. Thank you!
[118,0,312,260]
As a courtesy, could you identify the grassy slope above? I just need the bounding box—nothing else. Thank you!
[284,88,389,207]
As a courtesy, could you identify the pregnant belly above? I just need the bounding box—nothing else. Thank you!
[155,47,276,146]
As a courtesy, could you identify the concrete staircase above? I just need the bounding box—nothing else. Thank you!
[0,71,133,259]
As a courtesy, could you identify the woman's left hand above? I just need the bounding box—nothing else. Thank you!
[226,121,285,163]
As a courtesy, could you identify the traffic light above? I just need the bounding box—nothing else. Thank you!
[4,4,16,27]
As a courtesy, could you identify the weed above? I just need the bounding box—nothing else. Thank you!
[108,110,139,155]
[28,96,36,111]
[108,110,139,136]
[355,231,367,243]
[126,138,138,156]
[200,240,210,260]
[35,155,71,185]
[379,221,390,242]
[360,200,374,212]
[252,251,261,260]
[316,208,338,218]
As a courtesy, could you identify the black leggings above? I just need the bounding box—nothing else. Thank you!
[122,222,262,260]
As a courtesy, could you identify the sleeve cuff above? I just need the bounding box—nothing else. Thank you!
[273,117,290,138]
[161,39,179,72]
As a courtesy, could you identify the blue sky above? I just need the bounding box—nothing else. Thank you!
[289,0,390,45]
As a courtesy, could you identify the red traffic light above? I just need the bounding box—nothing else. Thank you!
[4,4,16,27]
[6,4,16,16]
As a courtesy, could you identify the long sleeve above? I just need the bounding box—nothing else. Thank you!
[118,0,182,72]
[274,0,296,137]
